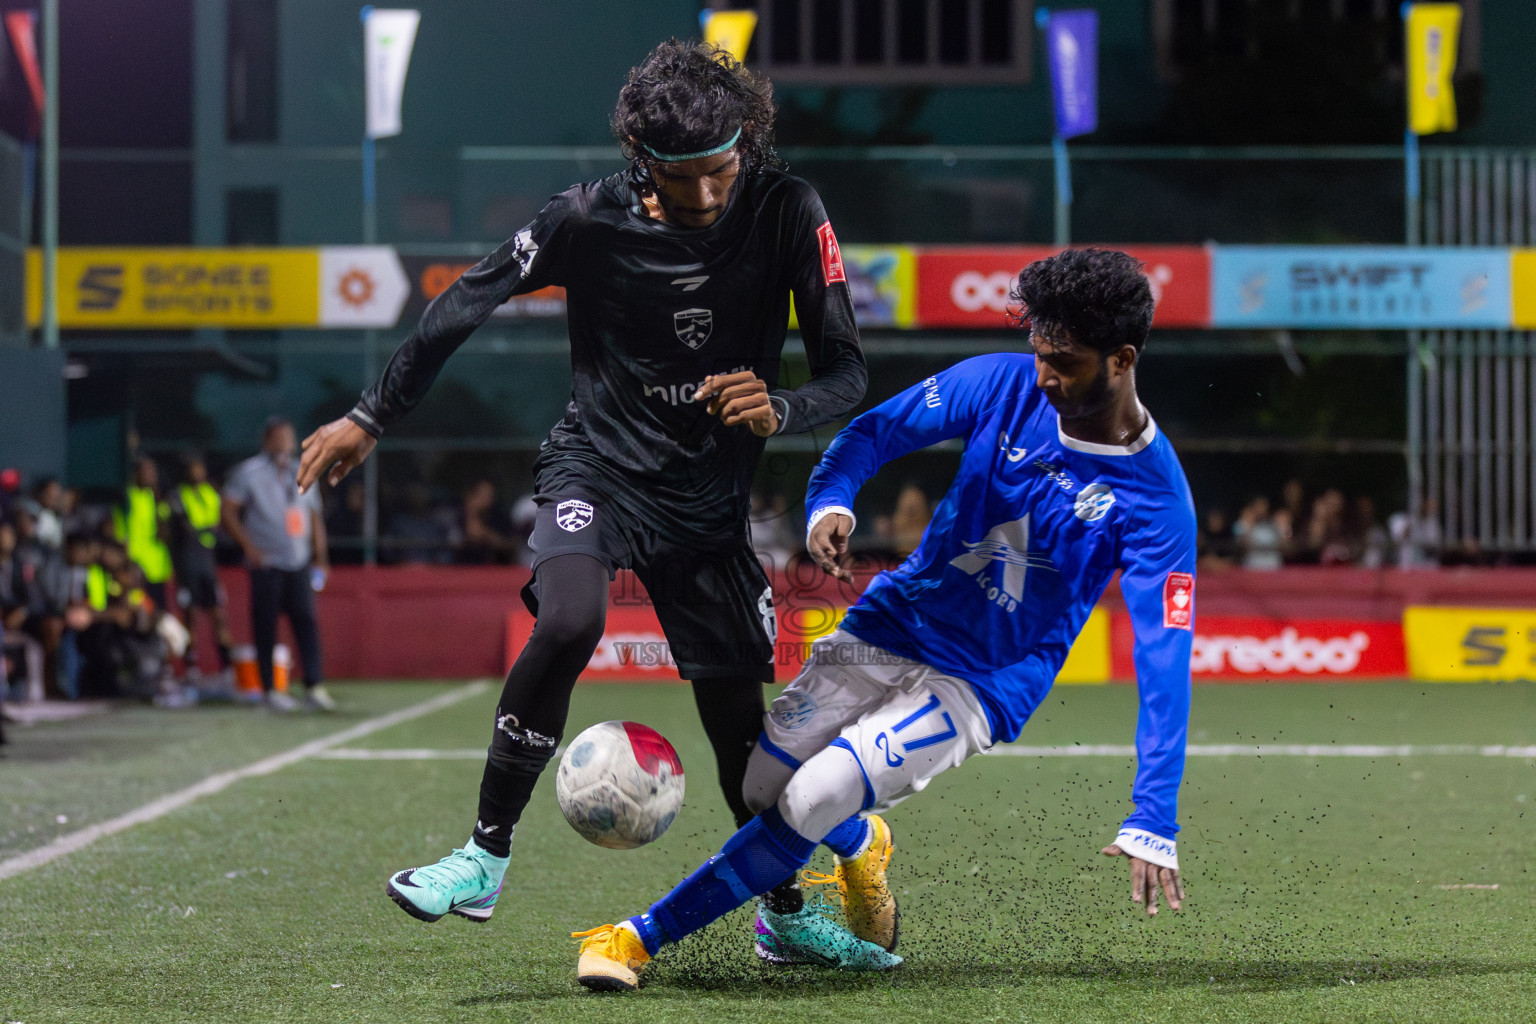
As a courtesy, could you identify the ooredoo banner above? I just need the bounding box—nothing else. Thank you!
[1111,614,1406,680]
[915,246,1211,329]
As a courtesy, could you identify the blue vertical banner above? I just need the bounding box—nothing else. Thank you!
[1045,9,1098,140]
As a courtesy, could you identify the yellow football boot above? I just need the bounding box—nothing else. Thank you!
[804,813,899,951]
[573,923,651,991]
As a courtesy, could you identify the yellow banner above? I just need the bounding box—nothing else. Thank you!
[1403,606,1536,682]
[26,248,321,329]
[1406,3,1461,135]
[1512,250,1536,328]
[703,10,757,63]
[789,245,917,330]
[1056,607,1111,684]
[781,603,1109,684]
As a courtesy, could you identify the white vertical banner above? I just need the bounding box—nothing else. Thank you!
[364,8,420,140]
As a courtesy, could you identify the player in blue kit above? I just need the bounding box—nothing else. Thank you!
[573,248,1197,990]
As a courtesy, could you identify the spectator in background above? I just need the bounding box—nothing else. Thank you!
[1,520,46,702]
[168,455,234,686]
[60,485,94,538]
[21,478,65,550]
[748,490,799,569]
[1390,496,1442,569]
[116,457,174,612]
[0,468,19,523]
[1309,489,1352,566]
[1351,496,1389,569]
[1234,496,1285,571]
[222,416,333,713]
[325,479,366,566]
[11,507,69,697]
[509,492,538,567]
[455,479,517,565]
[387,481,453,565]
[888,482,931,559]
[1280,478,1306,534]
[1197,507,1234,569]
[72,540,178,699]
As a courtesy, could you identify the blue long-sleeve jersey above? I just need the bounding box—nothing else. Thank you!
[807,354,1197,840]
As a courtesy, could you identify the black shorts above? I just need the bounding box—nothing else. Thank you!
[176,559,224,611]
[523,473,775,682]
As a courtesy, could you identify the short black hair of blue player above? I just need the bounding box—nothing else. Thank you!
[611,38,781,189]
[1009,248,1155,357]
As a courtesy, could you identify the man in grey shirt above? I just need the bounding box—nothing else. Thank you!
[222,416,333,712]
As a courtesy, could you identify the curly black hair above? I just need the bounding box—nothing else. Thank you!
[611,39,780,188]
[1010,248,1155,356]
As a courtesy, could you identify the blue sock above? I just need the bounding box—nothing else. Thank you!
[822,815,871,859]
[629,805,815,956]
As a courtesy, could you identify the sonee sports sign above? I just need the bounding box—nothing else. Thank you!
[1403,606,1536,682]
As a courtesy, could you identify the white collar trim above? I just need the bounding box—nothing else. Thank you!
[1057,407,1157,456]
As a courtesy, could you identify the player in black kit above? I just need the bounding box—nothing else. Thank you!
[297,40,867,928]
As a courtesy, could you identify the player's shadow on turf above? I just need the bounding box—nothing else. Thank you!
[456,956,1533,1003]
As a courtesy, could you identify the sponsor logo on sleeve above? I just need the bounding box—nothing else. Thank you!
[817,221,846,286]
[1163,572,1194,630]
[510,228,539,279]
[921,376,942,408]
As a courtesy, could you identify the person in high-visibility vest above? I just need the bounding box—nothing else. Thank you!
[169,454,233,680]
[115,456,174,613]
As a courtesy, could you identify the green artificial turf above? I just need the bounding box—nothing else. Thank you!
[2,680,1533,1023]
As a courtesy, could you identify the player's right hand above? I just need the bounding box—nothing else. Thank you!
[807,512,854,582]
[298,417,377,494]
[1101,843,1184,916]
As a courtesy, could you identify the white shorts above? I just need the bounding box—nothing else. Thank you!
[760,629,994,815]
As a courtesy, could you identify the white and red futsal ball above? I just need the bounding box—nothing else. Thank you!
[555,721,686,849]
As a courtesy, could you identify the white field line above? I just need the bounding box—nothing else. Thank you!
[312,741,1536,762]
[314,747,488,760]
[988,743,1536,758]
[0,681,489,883]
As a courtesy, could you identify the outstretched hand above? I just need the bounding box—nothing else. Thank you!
[297,417,377,494]
[807,512,854,583]
[1101,844,1184,916]
[696,371,779,437]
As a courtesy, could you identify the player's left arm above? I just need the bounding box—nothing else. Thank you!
[697,191,866,437]
[1102,490,1198,915]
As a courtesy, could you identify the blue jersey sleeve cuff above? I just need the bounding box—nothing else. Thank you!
[1114,827,1178,870]
[807,504,856,539]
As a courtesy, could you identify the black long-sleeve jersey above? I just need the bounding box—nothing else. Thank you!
[349,167,866,537]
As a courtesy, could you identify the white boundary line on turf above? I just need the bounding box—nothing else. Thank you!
[988,743,1536,758]
[310,741,1536,762]
[314,747,488,760]
[0,681,490,883]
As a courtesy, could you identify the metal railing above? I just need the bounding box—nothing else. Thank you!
[1409,150,1536,553]
[0,130,26,346]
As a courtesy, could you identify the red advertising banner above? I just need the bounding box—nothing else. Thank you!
[915,245,1211,329]
[1110,614,1407,681]
[506,567,860,681]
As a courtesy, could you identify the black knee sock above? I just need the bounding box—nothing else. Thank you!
[691,676,803,914]
[690,676,765,827]
[472,711,559,857]
[471,554,609,858]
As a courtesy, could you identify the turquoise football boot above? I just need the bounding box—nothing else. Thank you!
[753,903,903,971]
[386,840,508,923]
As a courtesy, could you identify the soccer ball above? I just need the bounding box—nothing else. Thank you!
[555,720,686,850]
